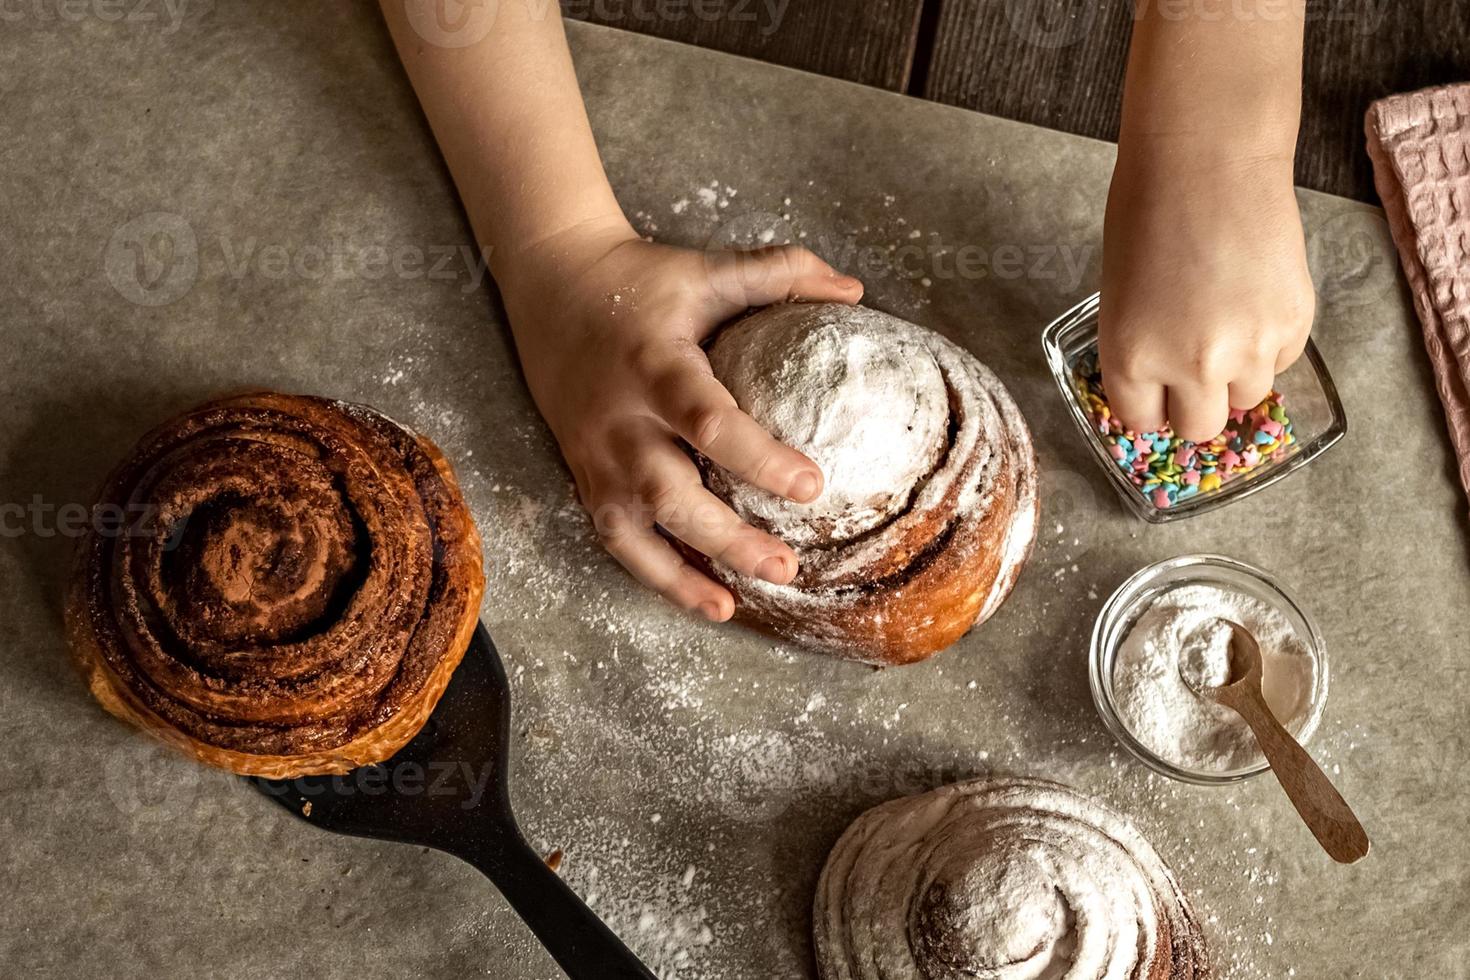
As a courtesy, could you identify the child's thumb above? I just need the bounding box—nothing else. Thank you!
[701,244,862,314]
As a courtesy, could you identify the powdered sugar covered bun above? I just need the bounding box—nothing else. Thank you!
[699,303,1038,665]
[708,313,949,546]
[813,778,1212,980]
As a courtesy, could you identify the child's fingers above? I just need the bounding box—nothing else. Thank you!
[626,440,798,583]
[1227,368,1275,411]
[586,491,735,622]
[1103,374,1167,434]
[645,354,824,503]
[701,244,863,315]
[1167,382,1231,443]
[1274,334,1309,373]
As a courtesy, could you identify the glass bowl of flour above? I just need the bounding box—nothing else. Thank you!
[1090,554,1328,784]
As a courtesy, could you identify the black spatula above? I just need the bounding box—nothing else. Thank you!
[250,623,657,979]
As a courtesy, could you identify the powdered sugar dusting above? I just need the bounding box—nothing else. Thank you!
[458,469,1303,976]
[1112,585,1319,772]
[701,302,1037,660]
[708,305,949,546]
[370,226,1309,980]
[814,778,1209,979]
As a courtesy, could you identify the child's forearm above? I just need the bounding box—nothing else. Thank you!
[1099,1,1314,440]
[377,1,631,280]
[1119,0,1305,169]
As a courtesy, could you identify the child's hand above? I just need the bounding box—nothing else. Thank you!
[497,218,864,622]
[1098,149,1315,444]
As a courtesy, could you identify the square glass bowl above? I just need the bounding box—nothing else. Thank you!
[1041,293,1347,523]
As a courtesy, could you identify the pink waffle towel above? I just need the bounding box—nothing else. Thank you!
[1366,84,1470,504]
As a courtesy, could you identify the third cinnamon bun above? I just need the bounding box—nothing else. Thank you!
[814,777,1212,979]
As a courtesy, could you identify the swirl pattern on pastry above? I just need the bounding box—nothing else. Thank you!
[700,303,1038,665]
[814,777,1212,980]
[65,392,484,778]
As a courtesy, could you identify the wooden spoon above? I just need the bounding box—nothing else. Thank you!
[1194,621,1370,864]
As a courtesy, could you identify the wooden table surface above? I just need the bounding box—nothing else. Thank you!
[565,0,1470,201]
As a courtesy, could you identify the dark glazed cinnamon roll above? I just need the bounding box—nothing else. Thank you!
[65,392,484,778]
[814,778,1212,980]
[697,303,1038,666]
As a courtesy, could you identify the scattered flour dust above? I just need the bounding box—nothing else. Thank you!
[476,469,1315,979]
[368,345,758,975]
[638,178,939,317]
[375,253,1339,979]
[466,458,866,977]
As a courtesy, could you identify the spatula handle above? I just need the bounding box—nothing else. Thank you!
[463,834,659,979]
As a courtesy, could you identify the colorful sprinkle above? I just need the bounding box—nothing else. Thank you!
[1071,351,1296,510]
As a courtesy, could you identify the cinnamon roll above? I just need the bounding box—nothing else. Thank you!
[698,303,1038,666]
[65,392,484,778]
[814,778,1212,980]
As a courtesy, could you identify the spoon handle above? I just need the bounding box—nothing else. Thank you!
[461,832,659,979]
[1221,688,1370,864]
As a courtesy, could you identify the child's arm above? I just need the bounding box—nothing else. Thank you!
[1100,0,1314,441]
[378,2,863,621]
